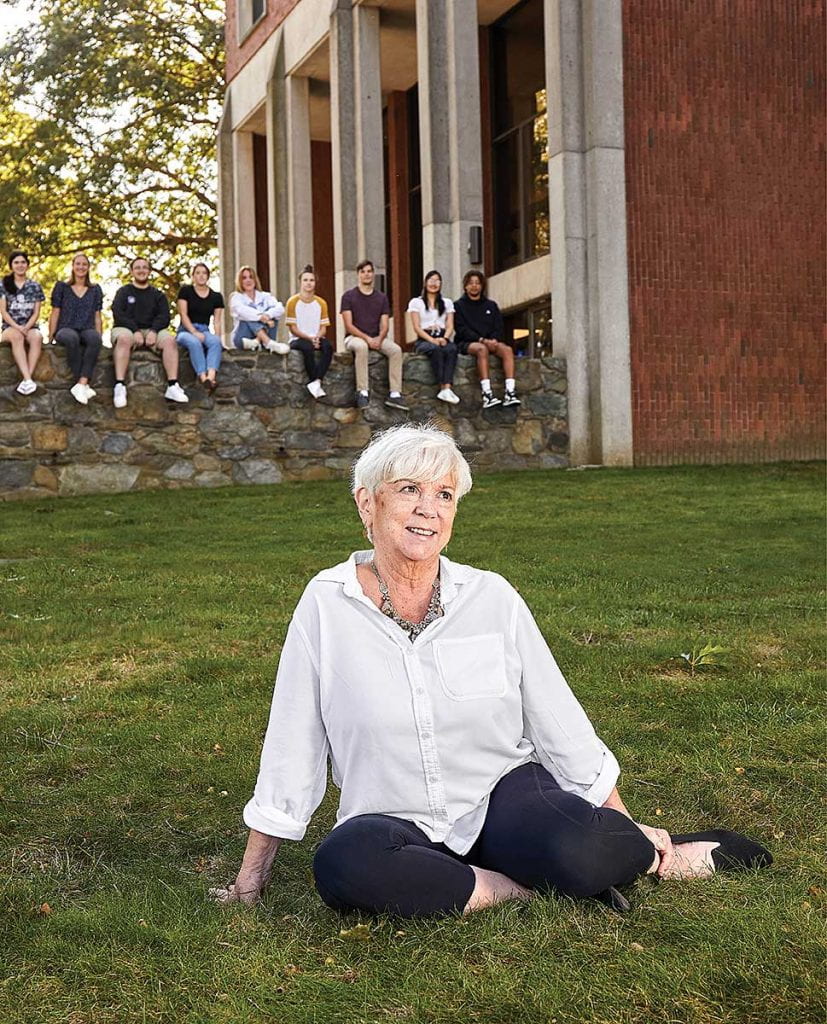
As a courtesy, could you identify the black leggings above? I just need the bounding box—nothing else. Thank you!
[312,763,655,918]
[290,337,333,381]
[55,327,102,381]
[414,338,458,386]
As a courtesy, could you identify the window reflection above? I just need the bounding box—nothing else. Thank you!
[504,301,552,359]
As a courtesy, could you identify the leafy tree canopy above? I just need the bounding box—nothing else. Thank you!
[0,0,224,294]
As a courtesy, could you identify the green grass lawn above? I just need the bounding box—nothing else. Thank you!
[1,463,824,1024]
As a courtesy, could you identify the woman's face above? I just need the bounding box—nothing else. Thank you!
[193,265,209,286]
[72,255,90,279]
[359,476,457,565]
[11,254,28,276]
[300,272,315,292]
[425,274,441,294]
[240,269,255,292]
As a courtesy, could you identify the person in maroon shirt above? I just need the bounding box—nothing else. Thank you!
[339,259,407,411]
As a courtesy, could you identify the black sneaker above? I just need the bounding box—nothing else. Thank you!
[355,392,370,409]
[503,390,521,407]
[481,391,502,409]
[384,395,409,411]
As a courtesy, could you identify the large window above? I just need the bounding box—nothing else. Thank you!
[491,0,549,272]
[504,300,552,360]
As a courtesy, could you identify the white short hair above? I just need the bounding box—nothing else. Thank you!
[351,424,473,499]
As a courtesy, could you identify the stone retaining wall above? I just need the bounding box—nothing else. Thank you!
[0,346,568,499]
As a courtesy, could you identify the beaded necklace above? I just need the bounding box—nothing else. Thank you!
[369,560,442,641]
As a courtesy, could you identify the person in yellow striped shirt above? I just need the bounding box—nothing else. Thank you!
[285,266,332,400]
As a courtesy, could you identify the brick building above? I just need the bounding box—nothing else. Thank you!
[218,0,825,466]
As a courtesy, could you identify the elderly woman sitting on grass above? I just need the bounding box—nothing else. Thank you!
[217,424,771,918]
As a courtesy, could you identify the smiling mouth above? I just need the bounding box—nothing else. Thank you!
[407,527,436,537]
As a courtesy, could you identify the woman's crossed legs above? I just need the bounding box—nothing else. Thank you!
[312,763,655,918]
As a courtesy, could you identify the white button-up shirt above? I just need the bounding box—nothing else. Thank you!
[243,552,620,855]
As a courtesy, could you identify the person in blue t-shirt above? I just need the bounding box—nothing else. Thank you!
[48,252,104,405]
[0,250,45,396]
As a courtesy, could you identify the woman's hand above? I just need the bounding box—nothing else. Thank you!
[635,822,675,877]
[210,829,281,907]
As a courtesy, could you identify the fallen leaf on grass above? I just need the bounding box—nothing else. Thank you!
[630,942,645,952]
[38,902,52,916]
[339,923,371,941]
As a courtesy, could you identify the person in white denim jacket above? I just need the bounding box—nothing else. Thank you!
[229,265,287,353]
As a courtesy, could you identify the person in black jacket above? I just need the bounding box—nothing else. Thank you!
[453,271,520,410]
[110,257,189,409]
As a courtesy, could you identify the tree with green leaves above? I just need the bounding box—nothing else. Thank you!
[0,0,224,293]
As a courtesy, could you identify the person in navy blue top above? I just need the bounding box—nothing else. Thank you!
[48,253,104,405]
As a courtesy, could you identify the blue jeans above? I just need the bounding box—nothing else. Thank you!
[233,320,277,349]
[177,324,222,374]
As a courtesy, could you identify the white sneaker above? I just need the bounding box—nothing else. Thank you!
[265,340,290,355]
[16,379,36,395]
[113,383,127,408]
[164,383,189,403]
[70,382,89,405]
[85,385,97,399]
[306,380,325,399]
[241,338,261,351]
[437,388,460,404]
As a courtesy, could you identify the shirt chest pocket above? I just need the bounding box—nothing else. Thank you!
[432,634,507,701]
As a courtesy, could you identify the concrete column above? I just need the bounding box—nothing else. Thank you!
[216,88,236,340]
[330,0,360,308]
[415,0,483,298]
[545,0,633,466]
[265,34,292,303]
[582,0,633,466]
[286,75,314,283]
[232,131,257,271]
[353,4,386,280]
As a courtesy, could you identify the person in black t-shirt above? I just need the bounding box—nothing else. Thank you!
[176,262,226,393]
[454,270,521,410]
[111,256,189,409]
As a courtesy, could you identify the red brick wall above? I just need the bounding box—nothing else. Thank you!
[622,1,826,464]
[225,0,299,83]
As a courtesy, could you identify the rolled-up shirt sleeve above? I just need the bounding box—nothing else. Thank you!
[512,592,620,806]
[243,615,330,839]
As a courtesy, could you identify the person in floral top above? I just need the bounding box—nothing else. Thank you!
[0,250,45,395]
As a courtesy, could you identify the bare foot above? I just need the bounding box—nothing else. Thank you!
[463,866,534,914]
[659,841,719,880]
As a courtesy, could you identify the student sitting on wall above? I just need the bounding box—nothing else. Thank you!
[229,266,288,353]
[454,270,521,409]
[0,250,45,396]
[111,256,189,409]
[177,262,226,393]
[285,264,332,400]
[48,252,104,406]
[407,270,459,405]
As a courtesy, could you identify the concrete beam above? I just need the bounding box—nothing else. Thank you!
[353,4,386,278]
[265,33,292,303]
[216,87,236,339]
[286,75,315,282]
[330,0,360,306]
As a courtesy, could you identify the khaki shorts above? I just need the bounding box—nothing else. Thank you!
[111,326,175,348]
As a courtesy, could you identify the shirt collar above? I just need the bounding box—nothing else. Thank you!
[317,550,473,606]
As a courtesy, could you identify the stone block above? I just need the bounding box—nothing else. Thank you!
[333,423,372,449]
[59,463,140,496]
[131,361,166,385]
[217,444,254,460]
[512,420,544,455]
[30,424,68,452]
[193,454,221,472]
[232,459,283,485]
[526,393,567,417]
[548,431,569,452]
[200,407,267,444]
[538,453,568,468]
[33,464,59,491]
[238,378,283,407]
[194,471,231,488]
[0,422,30,448]
[0,390,52,421]
[164,461,195,480]
[118,389,173,424]
[52,391,107,425]
[333,407,360,425]
[32,351,57,383]
[0,459,35,489]
[99,432,134,455]
[283,430,330,452]
[68,426,102,454]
